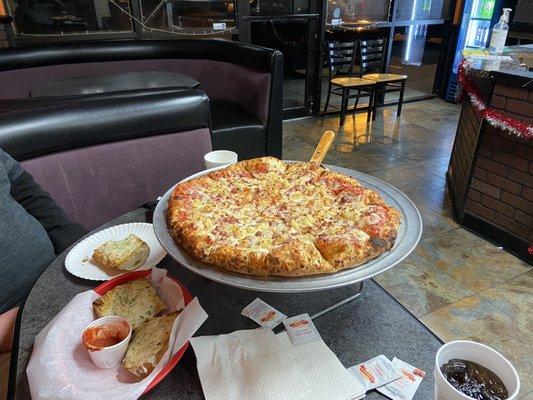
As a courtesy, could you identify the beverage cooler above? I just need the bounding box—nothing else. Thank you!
[444,0,503,101]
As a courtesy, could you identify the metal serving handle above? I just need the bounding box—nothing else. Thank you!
[310,130,336,164]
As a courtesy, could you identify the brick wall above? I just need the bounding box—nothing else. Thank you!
[447,101,482,216]
[465,117,533,243]
[491,83,533,126]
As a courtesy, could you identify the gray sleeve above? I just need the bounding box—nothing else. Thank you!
[0,148,24,182]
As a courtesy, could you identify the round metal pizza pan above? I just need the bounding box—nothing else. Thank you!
[153,163,422,293]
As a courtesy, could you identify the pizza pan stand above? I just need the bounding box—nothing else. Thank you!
[154,164,423,299]
[308,281,365,321]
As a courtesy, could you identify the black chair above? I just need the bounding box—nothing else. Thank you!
[357,38,407,120]
[323,40,376,125]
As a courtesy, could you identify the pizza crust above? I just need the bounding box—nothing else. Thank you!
[167,157,401,277]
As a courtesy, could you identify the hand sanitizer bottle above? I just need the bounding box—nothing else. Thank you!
[489,8,512,54]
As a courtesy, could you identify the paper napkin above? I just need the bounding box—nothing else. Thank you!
[190,328,366,400]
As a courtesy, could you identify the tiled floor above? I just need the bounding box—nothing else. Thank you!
[283,99,532,398]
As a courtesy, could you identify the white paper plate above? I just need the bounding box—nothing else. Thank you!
[65,223,167,281]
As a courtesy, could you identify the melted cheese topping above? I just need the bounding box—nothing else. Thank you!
[170,158,394,254]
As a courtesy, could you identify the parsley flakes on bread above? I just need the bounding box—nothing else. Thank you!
[92,277,166,330]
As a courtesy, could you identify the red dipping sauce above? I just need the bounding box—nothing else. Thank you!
[82,320,130,351]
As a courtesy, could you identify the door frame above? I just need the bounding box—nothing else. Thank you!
[237,0,321,118]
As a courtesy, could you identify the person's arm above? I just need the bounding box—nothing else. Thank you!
[10,171,88,254]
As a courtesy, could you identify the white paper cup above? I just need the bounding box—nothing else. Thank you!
[82,316,132,369]
[204,150,238,169]
[435,340,520,400]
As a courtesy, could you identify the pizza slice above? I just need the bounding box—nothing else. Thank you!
[313,231,390,270]
[265,238,335,276]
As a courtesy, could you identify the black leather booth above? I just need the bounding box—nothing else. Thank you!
[0,90,213,229]
[0,39,284,160]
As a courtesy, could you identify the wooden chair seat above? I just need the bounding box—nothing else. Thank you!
[331,77,376,88]
[362,73,407,83]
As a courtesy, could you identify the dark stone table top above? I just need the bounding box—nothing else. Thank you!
[11,208,443,400]
[29,71,200,98]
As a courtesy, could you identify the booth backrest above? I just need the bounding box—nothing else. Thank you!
[0,90,212,229]
[0,39,280,125]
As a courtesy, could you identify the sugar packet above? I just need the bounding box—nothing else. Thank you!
[376,358,425,400]
[241,298,287,328]
[282,314,321,346]
[348,355,402,391]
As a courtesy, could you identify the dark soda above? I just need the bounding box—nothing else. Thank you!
[441,359,508,400]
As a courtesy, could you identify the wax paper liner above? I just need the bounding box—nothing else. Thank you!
[26,267,208,400]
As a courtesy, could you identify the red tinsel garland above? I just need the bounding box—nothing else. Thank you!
[457,60,533,140]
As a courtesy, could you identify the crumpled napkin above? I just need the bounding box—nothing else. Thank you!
[26,268,208,400]
[191,328,366,400]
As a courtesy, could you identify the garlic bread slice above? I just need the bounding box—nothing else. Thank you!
[92,277,166,330]
[123,311,180,378]
[92,234,150,271]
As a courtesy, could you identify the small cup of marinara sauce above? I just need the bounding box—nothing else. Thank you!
[82,316,132,369]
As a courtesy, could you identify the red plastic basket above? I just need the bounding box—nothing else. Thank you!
[94,269,193,394]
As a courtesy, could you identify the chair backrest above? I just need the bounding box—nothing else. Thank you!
[0,90,212,229]
[325,41,357,78]
[358,38,386,76]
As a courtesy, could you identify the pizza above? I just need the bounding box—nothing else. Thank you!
[167,157,401,277]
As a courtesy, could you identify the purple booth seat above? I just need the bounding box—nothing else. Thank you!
[21,130,210,230]
[0,90,212,230]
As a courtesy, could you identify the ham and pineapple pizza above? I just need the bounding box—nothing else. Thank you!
[167,157,400,277]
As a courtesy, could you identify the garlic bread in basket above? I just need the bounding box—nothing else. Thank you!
[92,277,166,330]
[123,311,180,378]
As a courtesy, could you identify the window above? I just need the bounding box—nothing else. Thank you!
[250,0,309,16]
[139,0,236,35]
[393,0,446,21]
[326,0,391,25]
[7,0,133,35]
